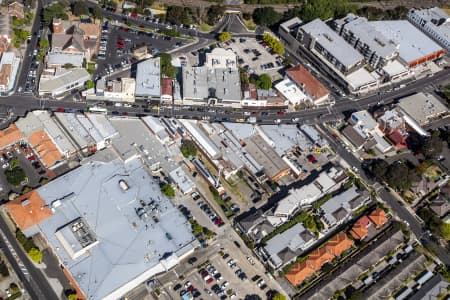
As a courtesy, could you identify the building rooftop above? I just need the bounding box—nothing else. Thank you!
[142,116,170,143]
[244,134,289,180]
[274,79,307,106]
[263,223,315,267]
[280,17,303,33]
[300,124,328,147]
[258,125,312,155]
[32,156,196,300]
[409,7,450,44]
[54,113,96,149]
[369,20,444,64]
[321,186,362,226]
[47,51,84,67]
[85,113,118,140]
[345,67,379,90]
[301,19,364,69]
[28,130,64,167]
[368,208,388,228]
[205,48,237,69]
[5,191,53,231]
[0,124,22,149]
[350,110,378,133]
[397,92,448,125]
[39,68,90,93]
[286,65,330,101]
[340,15,399,58]
[110,118,179,172]
[135,58,161,97]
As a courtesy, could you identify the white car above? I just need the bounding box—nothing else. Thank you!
[2,163,9,169]
[184,281,192,288]
[221,281,229,290]
[247,256,255,265]
[274,119,281,124]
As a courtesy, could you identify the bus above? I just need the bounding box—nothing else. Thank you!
[88,106,107,114]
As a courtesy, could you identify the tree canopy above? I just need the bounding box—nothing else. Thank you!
[5,167,26,186]
[262,33,284,54]
[365,159,417,192]
[72,1,89,16]
[271,293,287,300]
[180,140,198,158]
[206,5,225,25]
[28,247,42,263]
[252,7,282,26]
[166,6,193,25]
[161,183,175,198]
[43,2,68,26]
[92,5,103,21]
[256,73,272,90]
[440,223,450,241]
[419,131,443,159]
[218,31,232,42]
[159,53,178,79]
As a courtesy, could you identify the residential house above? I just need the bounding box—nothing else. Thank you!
[368,208,388,229]
[8,1,25,20]
[429,200,450,218]
[350,215,372,240]
[285,232,353,286]
[377,108,409,149]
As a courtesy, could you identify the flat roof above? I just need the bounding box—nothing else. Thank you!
[345,68,379,90]
[275,79,307,105]
[259,125,312,155]
[397,92,448,125]
[343,16,399,59]
[169,166,194,194]
[39,68,90,93]
[85,113,118,140]
[382,59,409,77]
[54,113,95,149]
[36,156,197,300]
[47,51,84,67]
[370,20,444,64]
[135,58,161,97]
[205,48,237,69]
[180,120,221,160]
[110,118,179,172]
[410,7,450,44]
[301,19,364,69]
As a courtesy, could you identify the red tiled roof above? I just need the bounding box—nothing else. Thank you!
[368,208,388,228]
[5,191,53,231]
[286,65,329,100]
[326,232,354,257]
[350,216,371,240]
[387,128,408,149]
[0,124,23,150]
[161,78,172,96]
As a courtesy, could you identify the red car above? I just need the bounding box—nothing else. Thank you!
[121,27,127,32]
[117,38,124,43]
[187,285,195,292]
[117,45,125,49]
[131,13,138,19]
[307,154,317,163]
[277,111,285,116]
[201,271,209,278]
[206,277,214,284]
[28,155,36,161]
[56,107,65,112]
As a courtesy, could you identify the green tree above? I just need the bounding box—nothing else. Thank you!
[206,5,225,25]
[5,168,26,186]
[440,223,450,241]
[161,183,175,198]
[68,294,77,300]
[166,6,192,25]
[252,7,281,26]
[159,53,178,79]
[43,2,68,25]
[218,31,232,42]
[262,33,284,55]
[39,39,49,49]
[180,140,198,158]
[256,73,272,90]
[420,131,443,159]
[28,248,42,263]
[92,5,103,21]
[271,293,286,300]
[72,1,89,16]
[85,80,95,89]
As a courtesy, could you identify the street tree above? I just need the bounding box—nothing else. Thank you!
[72,1,89,16]
[256,73,272,90]
[218,31,232,42]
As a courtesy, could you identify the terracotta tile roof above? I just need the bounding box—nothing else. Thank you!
[0,124,23,149]
[286,65,329,100]
[161,78,172,96]
[326,233,354,257]
[308,247,334,271]
[284,260,315,286]
[78,23,100,38]
[5,191,52,231]
[368,208,388,228]
[28,130,63,167]
[350,216,371,240]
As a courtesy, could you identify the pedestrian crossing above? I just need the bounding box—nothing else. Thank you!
[0,230,29,276]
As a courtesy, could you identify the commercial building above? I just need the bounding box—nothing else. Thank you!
[285,65,330,105]
[182,66,241,105]
[86,78,136,102]
[408,7,450,51]
[333,14,399,68]
[39,68,90,97]
[285,232,353,286]
[0,124,23,150]
[161,78,173,102]
[397,92,448,127]
[5,155,197,300]
[205,48,237,69]
[142,116,170,144]
[241,83,288,109]
[135,58,161,100]
[0,52,20,94]
[369,20,446,67]
[298,19,365,74]
[261,223,315,268]
[16,111,77,167]
[77,113,117,150]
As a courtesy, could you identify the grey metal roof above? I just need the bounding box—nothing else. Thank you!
[135,58,161,97]
[321,186,361,226]
[397,92,448,125]
[263,223,314,267]
[182,66,241,102]
[370,20,444,64]
[36,156,197,300]
[47,51,84,67]
[301,19,364,69]
[343,16,399,59]
[259,125,313,155]
[54,112,96,149]
[39,68,90,94]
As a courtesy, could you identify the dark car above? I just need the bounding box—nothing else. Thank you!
[173,283,182,291]
[233,241,241,248]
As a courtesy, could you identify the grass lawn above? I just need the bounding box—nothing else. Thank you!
[242,18,256,31]
[199,23,213,33]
